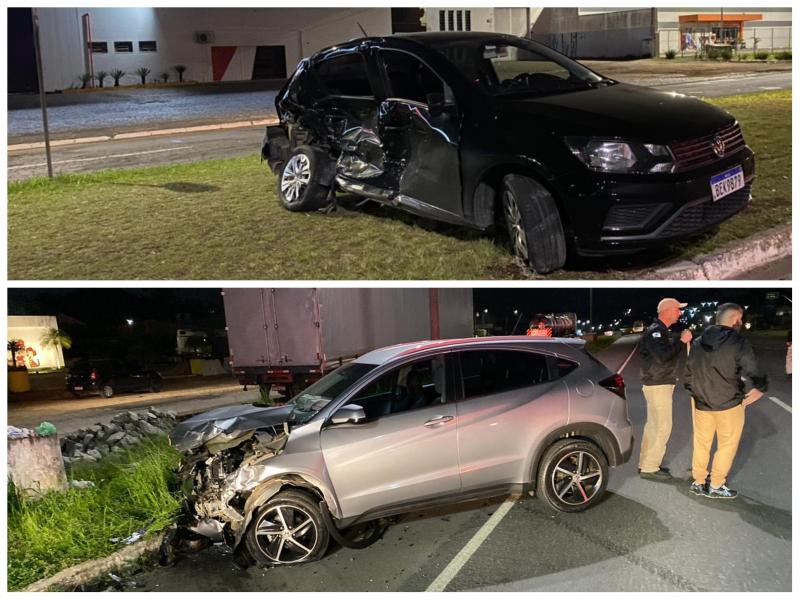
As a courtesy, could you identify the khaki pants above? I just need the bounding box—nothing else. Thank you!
[639,384,675,472]
[692,404,745,489]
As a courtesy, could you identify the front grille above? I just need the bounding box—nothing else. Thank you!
[658,184,751,237]
[603,202,670,233]
[669,122,746,173]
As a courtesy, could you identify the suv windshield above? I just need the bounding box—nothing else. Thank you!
[289,362,377,424]
[432,37,607,96]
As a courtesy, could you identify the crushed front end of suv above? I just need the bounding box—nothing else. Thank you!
[263,32,755,274]
[167,337,633,567]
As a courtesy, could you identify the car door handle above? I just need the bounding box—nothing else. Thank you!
[424,415,454,428]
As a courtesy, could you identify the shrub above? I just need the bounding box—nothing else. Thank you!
[110,68,125,87]
[94,70,109,88]
[775,50,792,60]
[160,72,169,83]
[754,51,770,60]
[135,66,151,85]
[78,73,92,89]
[174,64,187,82]
[738,52,751,61]
[665,49,677,59]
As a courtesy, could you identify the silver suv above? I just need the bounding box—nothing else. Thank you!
[170,337,633,567]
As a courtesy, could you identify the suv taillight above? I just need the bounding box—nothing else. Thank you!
[90,369,97,382]
[599,373,625,399]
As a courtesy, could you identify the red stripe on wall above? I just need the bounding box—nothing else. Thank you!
[211,46,237,81]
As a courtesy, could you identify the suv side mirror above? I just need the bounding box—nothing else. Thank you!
[331,404,367,425]
[426,92,445,116]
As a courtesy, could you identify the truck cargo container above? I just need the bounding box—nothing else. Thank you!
[222,288,473,398]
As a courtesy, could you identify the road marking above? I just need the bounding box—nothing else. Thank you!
[8,146,194,169]
[616,343,639,375]
[768,396,792,413]
[426,495,519,592]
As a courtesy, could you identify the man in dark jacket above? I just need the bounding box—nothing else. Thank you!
[638,298,692,480]
[685,303,767,499]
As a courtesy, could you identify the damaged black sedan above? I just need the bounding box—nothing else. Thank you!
[262,32,755,273]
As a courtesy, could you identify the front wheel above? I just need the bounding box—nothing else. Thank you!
[536,439,608,512]
[244,490,330,566]
[502,174,567,274]
[278,146,332,212]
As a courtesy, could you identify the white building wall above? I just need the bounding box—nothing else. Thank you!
[8,316,65,370]
[37,7,392,91]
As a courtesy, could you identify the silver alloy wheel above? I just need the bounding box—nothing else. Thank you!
[502,189,529,260]
[253,504,318,564]
[281,154,312,204]
[551,450,603,506]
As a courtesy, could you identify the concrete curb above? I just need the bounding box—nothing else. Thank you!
[8,118,278,152]
[645,224,791,280]
[22,535,162,591]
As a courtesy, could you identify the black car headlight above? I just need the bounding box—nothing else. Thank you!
[565,137,675,174]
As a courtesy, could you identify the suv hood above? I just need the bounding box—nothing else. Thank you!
[170,403,294,453]
[499,83,733,142]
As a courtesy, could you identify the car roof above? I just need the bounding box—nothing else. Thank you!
[312,31,520,59]
[355,336,585,366]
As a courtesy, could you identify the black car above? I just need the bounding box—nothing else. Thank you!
[262,32,755,273]
[66,359,162,398]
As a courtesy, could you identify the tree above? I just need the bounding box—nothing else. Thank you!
[78,72,93,89]
[95,70,109,88]
[174,65,187,83]
[40,329,72,369]
[135,67,151,85]
[160,72,170,83]
[7,340,23,369]
[111,68,126,87]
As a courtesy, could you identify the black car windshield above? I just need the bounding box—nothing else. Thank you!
[289,362,377,424]
[433,37,607,96]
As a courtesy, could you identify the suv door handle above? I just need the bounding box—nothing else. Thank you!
[424,415,454,428]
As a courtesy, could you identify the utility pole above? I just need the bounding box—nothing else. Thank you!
[31,8,53,178]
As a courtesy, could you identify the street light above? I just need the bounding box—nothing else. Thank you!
[126,319,135,326]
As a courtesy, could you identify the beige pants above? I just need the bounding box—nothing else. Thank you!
[692,404,745,489]
[639,384,675,472]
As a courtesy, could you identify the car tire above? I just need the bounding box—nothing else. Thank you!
[100,384,114,399]
[502,174,567,274]
[149,377,162,393]
[278,146,332,212]
[245,490,330,566]
[536,439,608,513]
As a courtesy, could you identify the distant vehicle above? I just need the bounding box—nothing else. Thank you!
[66,359,162,398]
[526,312,577,337]
[169,336,634,567]
[222,288,473,399]
[264,32,754,274]
[632,321,645,333]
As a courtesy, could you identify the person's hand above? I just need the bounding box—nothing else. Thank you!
[680,330,693,344]
[743,388,764,407]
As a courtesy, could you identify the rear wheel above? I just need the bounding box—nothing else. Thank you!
[100,384,115,399]
[502,174,567,274]
[537,439,608,512]
[278,146,332,212]
[244,490,329,566]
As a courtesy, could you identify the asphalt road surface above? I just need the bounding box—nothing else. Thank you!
[125,332,790,592]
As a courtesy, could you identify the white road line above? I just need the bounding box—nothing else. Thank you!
[8,146,193,169]
[616,343,639,375]
[426,495,519,592]
[768,396,792,413]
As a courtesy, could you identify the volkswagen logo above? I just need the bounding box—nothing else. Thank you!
[712,135,726,157]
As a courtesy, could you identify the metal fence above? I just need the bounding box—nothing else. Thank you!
[658,27,791,56]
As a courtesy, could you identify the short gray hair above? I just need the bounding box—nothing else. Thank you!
[716,302,744,325]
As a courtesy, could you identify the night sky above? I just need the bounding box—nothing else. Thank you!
[7,287,789,330]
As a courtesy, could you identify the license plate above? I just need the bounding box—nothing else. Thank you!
[710,165,745,202]
[73,386,83,391]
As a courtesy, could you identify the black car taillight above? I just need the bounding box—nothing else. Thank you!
[90,369,98,382]
[599,373,626,399]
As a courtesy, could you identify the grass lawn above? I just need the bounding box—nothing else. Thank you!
[8,90,790,280]
[7,437,181,590]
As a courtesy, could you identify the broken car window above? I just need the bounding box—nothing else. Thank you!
[379,49,446,105]
[313,52,374,97]
[289,362,377,423]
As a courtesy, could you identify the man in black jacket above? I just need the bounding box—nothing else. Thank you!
[684,303,767,499]
[638,298,693,480]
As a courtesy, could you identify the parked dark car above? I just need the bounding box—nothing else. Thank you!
[66,359,162,398]
[263,32,755,273]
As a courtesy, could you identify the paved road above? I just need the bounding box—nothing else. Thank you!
[125,332,790,592]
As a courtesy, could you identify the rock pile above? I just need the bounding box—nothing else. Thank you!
[60,408,178,465]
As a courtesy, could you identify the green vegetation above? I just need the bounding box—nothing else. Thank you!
[584,334,621,354]
[665,49,677,59]
[7,437,181,590]
[8,90,790,280]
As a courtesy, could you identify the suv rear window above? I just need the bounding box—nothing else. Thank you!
[459,350,550,399]
[313,53,373,97]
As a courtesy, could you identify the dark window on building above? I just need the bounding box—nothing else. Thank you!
[465,10,472,31]
[439,10,446,31]
[380,49,444,104]
[89,41,108,53]
[447,10,454,31]
[459,350,550,400]
[138,40,157,52]
[456,11,463,31]
[313,52,373,97]
[114,41,133,53]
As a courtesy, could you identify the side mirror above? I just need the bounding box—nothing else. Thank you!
[426,92,445,116]
[331,404,367,425]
